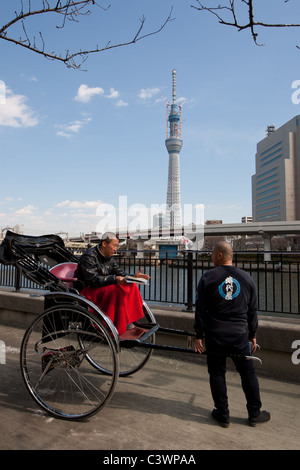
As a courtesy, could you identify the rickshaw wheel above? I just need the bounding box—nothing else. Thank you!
[20,304,119,420]
[81,302,156,377]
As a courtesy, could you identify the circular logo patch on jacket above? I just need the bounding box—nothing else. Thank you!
[218,276,240,300]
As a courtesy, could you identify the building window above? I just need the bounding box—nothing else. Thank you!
[260,141,281,156]
[257,174,278,185]
[258,205,279,214]
[258,213,279,220]
[261,149,281,162]
[257,167,278,179]
[257,179,279,191]
[261,154,282,167]
[257,193,279,203]
[257,186,279,197]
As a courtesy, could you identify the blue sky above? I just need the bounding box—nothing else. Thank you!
[0,0,300,237]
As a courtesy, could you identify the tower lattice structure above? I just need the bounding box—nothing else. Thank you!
[165,69,183,228]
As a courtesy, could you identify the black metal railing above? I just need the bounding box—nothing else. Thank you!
[1,250,300,316]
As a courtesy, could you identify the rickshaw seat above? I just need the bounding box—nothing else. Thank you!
[49,262,78,288]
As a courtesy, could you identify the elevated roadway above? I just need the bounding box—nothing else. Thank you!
[70,221,300,262]
[71,220,300,243]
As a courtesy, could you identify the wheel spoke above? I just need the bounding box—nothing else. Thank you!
[20,304,119,420]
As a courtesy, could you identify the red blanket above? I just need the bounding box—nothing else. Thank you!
[80,283,144,336]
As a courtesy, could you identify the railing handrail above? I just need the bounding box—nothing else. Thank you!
[1,249,300,316]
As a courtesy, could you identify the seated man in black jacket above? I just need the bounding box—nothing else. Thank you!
[75,232,149,336]
[194,241,270,427]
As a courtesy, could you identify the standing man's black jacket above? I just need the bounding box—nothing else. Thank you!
[194,265,258,345]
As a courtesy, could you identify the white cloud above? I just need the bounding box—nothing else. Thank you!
[74,84,104,103]
[74,84,128,108]
[52,200,105,233]
[55,200,101,209]
[105,88,128,107]
[105,88,119,99]
[177,96,187,104]
[116,99,128,107]
[0,87,38,128]
[20,73,38,82]
[0,197,203,236]
[138,87,160,99]
[13,205,37,216]
[0,199,105,237]
[55,117,92,137]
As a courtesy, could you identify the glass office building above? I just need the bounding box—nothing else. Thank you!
[252,115,300,221]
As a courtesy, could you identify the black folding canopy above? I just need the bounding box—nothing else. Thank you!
[0,230,78,290]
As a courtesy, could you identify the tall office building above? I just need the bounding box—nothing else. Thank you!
[165,69,183,228]
[252,115,300,221]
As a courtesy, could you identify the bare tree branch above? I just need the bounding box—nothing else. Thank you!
[0,1,174,69]
[191,0,300,46]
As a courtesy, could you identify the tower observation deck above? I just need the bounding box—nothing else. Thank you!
[165,69,183,228]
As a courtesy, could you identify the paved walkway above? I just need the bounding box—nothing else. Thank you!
[0,324,299,451]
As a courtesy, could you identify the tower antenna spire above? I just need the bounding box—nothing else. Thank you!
[172,69,176,104]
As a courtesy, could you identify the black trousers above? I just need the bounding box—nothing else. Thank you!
[205,333,262,419]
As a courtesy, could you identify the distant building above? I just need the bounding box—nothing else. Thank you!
[241,216,252,223]
[205,220,222,225]
[252,115,300,221]
[153,213,165,228]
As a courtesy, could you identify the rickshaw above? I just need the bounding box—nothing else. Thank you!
[0,231,261,420]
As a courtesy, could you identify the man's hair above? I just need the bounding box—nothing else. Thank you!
[99,232,119,245]
[212,241,233,261]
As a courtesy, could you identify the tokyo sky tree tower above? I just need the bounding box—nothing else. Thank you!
[165,69,183,228]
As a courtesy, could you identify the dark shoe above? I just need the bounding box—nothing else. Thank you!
[248,410,271,427]
[212,409,230,428]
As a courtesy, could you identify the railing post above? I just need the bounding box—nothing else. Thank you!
[15,267,21,292]
[186,251,193,311]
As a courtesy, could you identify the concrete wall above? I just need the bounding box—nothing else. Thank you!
[149,305,300,384]
[0,290,300,384]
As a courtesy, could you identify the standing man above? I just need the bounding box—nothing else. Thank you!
[194,241,270,427]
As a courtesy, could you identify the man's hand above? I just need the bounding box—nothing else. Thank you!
[250,337,257,353]
[194,338,204,354]
[116,276,128,285]
[134,269,150,280]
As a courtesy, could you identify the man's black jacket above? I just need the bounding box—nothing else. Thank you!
[194,265,258,344]
[74,245,127,288]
